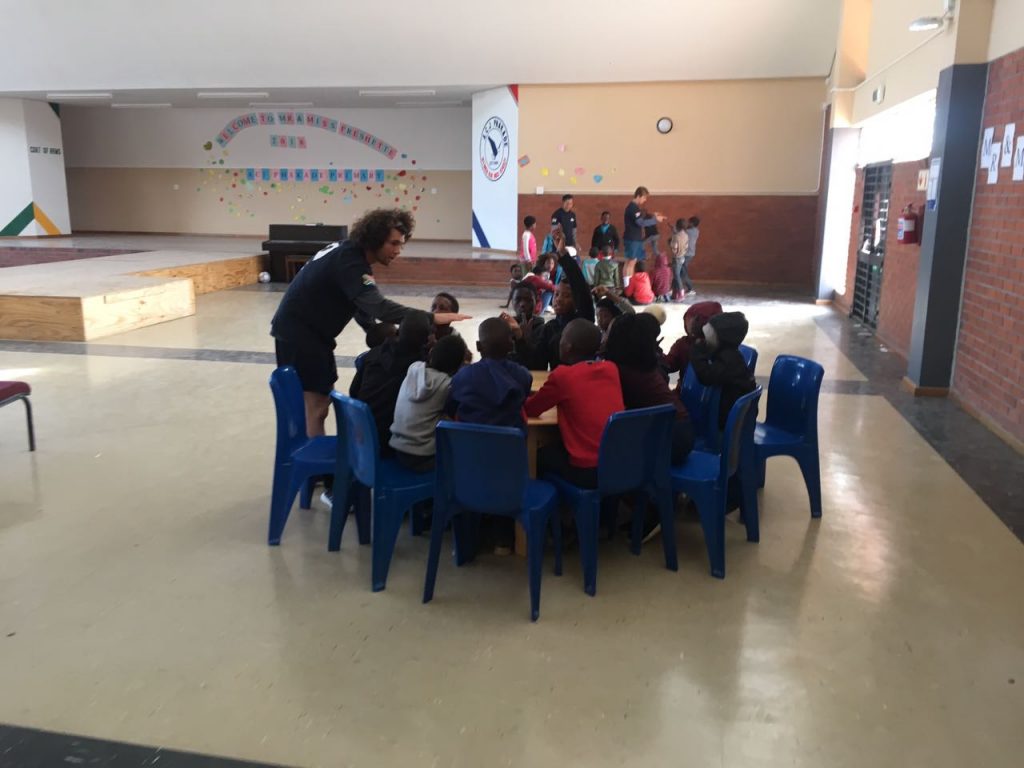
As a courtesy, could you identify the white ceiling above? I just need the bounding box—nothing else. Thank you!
[0,0,842,100]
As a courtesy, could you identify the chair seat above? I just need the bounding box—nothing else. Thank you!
[0,381,31,400]
[754,423,802,449]
[522,479,559,513]
[292,435,336,464]
[378,458,434,490]
[670,450,720,484]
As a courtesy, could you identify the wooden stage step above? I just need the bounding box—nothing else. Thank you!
[0,250,264,342]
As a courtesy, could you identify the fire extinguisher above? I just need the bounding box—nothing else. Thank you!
[897,204,919,245]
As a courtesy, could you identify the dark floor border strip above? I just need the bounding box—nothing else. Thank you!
[0,340,356,369]
[0,339,874,394]
[0,723,291,768]
[815,312,1024,542]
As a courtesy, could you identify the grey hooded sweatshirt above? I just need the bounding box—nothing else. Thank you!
[388,361,453,456]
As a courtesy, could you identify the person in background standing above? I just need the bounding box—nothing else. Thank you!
[669,217,691,301]
[521,215,537,264]
[591,211,620,255]
[684,216,701,295]
[622,186,665,288]
[551,194,578,249]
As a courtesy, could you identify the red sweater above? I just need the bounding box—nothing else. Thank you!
[625,272,655,305]
[524,360,624,468]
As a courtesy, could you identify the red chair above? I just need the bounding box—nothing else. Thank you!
[0,381,35,451]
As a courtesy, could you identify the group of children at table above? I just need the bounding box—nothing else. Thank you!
[348,249,756,552]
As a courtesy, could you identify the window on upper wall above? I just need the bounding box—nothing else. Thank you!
[857,90,937,167]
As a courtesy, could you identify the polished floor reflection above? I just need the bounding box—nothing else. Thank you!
[1,285,1022,768]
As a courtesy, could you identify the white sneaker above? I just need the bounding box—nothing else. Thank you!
[319,490,334,508]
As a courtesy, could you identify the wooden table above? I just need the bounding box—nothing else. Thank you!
[517,371,559,555]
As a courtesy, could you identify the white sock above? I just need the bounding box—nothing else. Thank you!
[623,275,631,288]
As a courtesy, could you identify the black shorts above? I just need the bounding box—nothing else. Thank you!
[274,337,337,395]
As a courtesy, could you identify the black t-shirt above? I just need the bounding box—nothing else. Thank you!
[624,201,644,241]
[270,240,428,348]
[551,207,578,246]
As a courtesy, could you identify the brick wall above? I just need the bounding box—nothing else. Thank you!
[519,193,818,290]
[875,160,928,359]
[953,47,1024,447]
[834,168,865,315]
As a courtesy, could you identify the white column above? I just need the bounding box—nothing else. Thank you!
[471,87,518,251]
[0,98,70,236]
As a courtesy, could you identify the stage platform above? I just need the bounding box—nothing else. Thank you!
[0,250,264,342]
[0,235,516,341]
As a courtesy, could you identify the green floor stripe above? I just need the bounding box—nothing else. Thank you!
[0,202,35,236]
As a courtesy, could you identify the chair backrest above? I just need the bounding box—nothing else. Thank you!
[719,386,762,481]
[764,355,825,440]
[435,422,527,515]
[680,365,721,449]
[597,404,676,496]
[330,392,379,488]
[269,366,309,462]
[354,351,368,373]
[739,344,758,376]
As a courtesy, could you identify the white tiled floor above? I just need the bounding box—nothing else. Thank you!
[0,285,1022,768]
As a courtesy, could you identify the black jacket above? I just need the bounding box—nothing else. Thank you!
[537,254,595,370]
[690,312,756,429]
[271,240,430,348]
[349,338,426,451]
[591,223,620,252]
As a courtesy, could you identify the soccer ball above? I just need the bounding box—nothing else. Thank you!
[258,271,271,283]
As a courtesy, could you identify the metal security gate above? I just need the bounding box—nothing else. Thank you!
[851,162,893,329]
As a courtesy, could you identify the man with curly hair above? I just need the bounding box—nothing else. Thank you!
[271,208,469,439]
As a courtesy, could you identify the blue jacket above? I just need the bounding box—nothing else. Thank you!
[448,358,533,429]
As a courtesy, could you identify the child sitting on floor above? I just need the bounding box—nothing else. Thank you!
[524,319,624,489]
[624,261,655,305]
[521,261,557,315]
[592,245,620,291]
[503,262,525,309]
[389,334,469,472]
[582,247,600,286]
[650,251,673,303]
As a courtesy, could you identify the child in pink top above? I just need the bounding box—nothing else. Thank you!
[521,216,538,263]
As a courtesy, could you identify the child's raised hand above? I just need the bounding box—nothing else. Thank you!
[501,312,523,338]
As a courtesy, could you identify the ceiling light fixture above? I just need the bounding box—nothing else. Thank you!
[395,100,465,107]
[45,92,112,100]
[249,101,314,107]
[112,102,172,109]
[358,88,436,97]
[197,91,270,99]
[909,0,955,32]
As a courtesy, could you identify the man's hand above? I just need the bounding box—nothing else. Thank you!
[655,212,667,223]
[433,312,471,325]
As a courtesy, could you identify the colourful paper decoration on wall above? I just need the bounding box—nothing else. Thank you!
[518,155,531,167]
[541,168,549,176]
[593,174,604,183]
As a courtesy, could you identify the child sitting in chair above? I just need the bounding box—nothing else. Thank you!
[389,334,469,472]
[690,311,756,429]
[525,319,624,489]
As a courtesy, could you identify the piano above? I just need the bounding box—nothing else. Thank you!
[261,223,348,282]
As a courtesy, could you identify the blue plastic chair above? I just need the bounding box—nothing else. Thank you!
[680,365,721,452]
[754,355,825,519]
[544,404,676,596]
[739,344,758,375]
[267,367,336,545]
[330,392,434,591]
[669,387,762,579]
[423,422,562,621]
[354,351,368,372]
